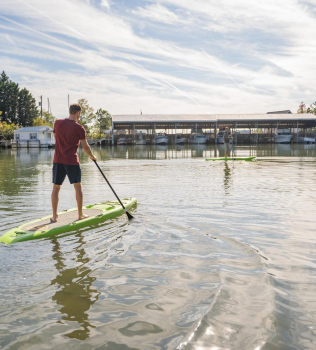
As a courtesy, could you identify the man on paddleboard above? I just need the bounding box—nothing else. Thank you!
[51,103,97,222]
[224,127,232,158]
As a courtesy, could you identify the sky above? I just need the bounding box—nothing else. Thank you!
[0,0,315,118]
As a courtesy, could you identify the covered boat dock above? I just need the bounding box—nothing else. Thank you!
[107,113,316,145]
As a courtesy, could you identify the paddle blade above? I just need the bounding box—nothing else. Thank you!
[126,211,134,220]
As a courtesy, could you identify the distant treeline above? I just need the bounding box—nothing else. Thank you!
[297,101,316,114]
[0,71,39,126]
[0,71,111,140]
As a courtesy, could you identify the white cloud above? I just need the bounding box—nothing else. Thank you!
[133,3,187,24]
[100,0,110,9]
[4,34,16,46]
[0,0,315,117]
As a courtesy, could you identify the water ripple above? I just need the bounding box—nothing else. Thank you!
[1,147,316,349]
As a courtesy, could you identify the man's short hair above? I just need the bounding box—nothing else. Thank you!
[69,104,82,115]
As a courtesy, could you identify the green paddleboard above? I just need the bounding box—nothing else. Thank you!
[206,157,256,161]
[0,198,137,244]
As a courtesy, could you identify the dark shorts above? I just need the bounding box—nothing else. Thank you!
[52,163,81,185]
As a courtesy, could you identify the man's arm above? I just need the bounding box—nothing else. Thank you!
[80,139,97,161]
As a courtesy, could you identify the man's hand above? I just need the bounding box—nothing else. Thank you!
[90,155,97,161]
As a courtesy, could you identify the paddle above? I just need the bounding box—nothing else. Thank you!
[93,160,134,220]
[231,134,235,160]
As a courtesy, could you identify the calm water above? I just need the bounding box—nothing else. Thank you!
[0,144,316,350]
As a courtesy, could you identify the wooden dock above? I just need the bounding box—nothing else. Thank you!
[1,140,55,148]
[0,140,12,148]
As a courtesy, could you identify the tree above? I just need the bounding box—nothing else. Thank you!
[17,88,39,126]
[0,121,16,140]
[32,117,46,127]
[32,110,56,127]
[6,80,19,124]
[297,102,307,114]
[307,102,316,115]
[77,98,95,135]
[94,109,111,138]
[0,71,39,126]
[0,71,11,122]
[76,99,111,138]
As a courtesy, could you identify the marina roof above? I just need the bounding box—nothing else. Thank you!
[112,113,316,123]
[15,126,53,132]
[267,110,292,114]
[112,113,316,130]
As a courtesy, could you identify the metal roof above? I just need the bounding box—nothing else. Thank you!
[112,113,316,123]
[267,110,292,114]
[14,126,53,132]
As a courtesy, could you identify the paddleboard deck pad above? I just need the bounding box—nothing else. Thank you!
[0,198,137,244]
[206,157,256,161]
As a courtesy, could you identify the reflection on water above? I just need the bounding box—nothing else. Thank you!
[51,236,99,340]
[190,144,207,158]
[2,143,313,162]
[1,146,316,349]
[62,144,316,160]
[223,163,232,196]
[119,321,163,337]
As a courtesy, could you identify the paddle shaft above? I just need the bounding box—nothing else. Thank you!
[231,134,235,156]
[93,160,134,220]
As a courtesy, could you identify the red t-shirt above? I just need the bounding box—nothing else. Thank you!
[53,119,86,165]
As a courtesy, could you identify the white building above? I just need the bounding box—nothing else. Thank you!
[13,126,55,148]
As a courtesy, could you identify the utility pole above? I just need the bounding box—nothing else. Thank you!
[40,95,42,118]
[68,94,69,108]
[48,98,51,127]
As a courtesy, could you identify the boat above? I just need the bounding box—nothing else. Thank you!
[0,198,137,244]
[154,133,169,145]
[117,136,127,145]
[206,157,256,161]
[135,132,147,145]
[189,133,207,144]
[292,136,315,144]
[274,129,292,144]
[175,134,185,144]
[217,131,225,144]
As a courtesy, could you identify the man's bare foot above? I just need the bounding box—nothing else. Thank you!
[50,216,58,223]
[78,214,89,221]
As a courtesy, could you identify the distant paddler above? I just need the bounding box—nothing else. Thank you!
[51,103,97,223]
[224,127,232,158]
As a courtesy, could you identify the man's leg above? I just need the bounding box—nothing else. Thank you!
[51,184,61,222]
[65,165,87,220]
[52,164,66,222]
[74,183,88,220]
